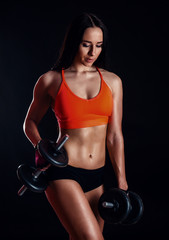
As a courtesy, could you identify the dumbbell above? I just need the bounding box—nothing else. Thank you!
[98,188,144,225]
[17,134,69,196]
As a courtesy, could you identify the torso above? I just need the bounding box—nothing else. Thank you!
[61,125,107,169]
[46,67,117,169]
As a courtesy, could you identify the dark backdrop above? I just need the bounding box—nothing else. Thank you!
[1,1,169,239]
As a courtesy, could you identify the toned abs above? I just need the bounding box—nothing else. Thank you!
[61,125,107,169]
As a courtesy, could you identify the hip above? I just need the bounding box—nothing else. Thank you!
[45,164,105,192]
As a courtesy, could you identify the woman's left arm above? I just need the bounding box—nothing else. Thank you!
[106,74,128,191]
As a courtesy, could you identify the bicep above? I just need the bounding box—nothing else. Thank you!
[107,77,123,142]
[25,75,52,125]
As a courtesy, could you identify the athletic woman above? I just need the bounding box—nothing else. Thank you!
[23,12,128,240]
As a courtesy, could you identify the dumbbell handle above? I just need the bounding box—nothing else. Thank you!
[56,134,69,151]
[102,201,114,208]
[18,185,28,196]
[102,200,120,211]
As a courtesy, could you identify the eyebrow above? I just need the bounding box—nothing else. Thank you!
[82,40,103,44]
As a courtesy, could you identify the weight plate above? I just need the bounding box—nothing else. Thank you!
[38,139,68,167]
[17,164,48,193]
[122,191,144,225]
[98,188,131,224]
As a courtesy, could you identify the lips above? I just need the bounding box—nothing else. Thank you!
[85,58,95,63]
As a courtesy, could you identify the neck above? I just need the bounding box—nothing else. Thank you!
[69,62,96,73]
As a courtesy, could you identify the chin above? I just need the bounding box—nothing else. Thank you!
[85,63,93,67]
[83,61,95,67]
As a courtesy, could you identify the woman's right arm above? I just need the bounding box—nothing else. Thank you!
[23,72,53,148]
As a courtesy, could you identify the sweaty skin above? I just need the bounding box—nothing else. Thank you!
[61,125,107,169]
[23,26,128,190]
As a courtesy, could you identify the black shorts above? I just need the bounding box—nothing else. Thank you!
[45,165,105,193]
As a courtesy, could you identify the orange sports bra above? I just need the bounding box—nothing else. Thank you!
[53,67,113,129]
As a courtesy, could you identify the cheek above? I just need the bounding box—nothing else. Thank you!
[78,46,88,57]
[96,48,102,57]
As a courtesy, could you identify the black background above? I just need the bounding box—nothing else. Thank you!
[1,1,169,239]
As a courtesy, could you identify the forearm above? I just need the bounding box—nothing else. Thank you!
[107,135,128,190]
[23,119,42,148]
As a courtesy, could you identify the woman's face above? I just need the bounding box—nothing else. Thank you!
[75,27,103,67]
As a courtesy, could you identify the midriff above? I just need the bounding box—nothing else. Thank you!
[61,124,107,169]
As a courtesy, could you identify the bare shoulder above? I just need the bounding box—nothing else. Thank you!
[99,68,122,84]
[36,70,61,88]
[34,70,62,99]
[99,68,122,94]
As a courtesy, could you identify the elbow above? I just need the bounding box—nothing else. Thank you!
[23,117,30,136]
[106,135,114,147]
[23,117,27,135]
[106,132,124,148]
[23,117,36,136]
[23,117,27,134]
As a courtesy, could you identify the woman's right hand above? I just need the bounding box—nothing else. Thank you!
[35,149,49,170]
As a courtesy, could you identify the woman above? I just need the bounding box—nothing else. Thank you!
[23,13,128,240]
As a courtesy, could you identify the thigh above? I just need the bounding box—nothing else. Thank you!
[85,185,104,232]
[45,179,104,240]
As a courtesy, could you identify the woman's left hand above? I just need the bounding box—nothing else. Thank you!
[118,179,128,191]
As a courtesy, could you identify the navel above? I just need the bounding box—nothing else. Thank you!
[89,154,93,158]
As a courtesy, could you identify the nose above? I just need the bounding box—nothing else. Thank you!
[88,45,96,56]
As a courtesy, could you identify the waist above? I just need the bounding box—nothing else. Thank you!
[61,125,107,169]
[68,156,105,169]
[65,143,106,169]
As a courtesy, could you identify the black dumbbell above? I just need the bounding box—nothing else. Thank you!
[98,188,144,225]
[122,191,144,225]
[17,134,69,196]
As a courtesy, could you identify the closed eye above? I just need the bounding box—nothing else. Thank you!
[82,43,90,47]
[82,43,103,48]
[96,44,103,48]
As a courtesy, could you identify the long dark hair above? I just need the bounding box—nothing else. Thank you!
[51,13,109,71]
